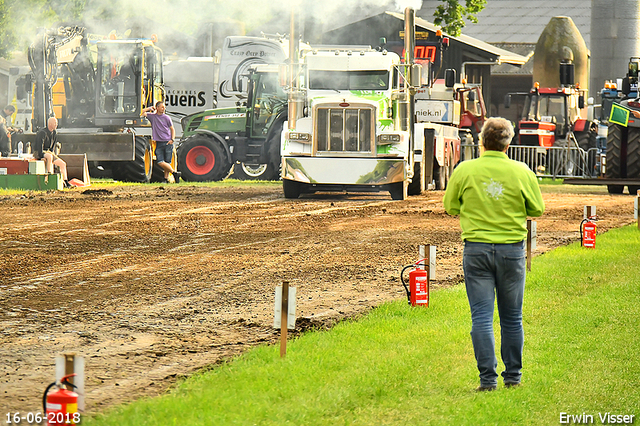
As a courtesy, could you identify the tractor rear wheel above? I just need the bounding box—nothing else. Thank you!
[626,127,640,179]
[606,123,625,194]
[177,136,232,182]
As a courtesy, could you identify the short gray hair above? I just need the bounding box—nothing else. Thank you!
[481,117,514,151]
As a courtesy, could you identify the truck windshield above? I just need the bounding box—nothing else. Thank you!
[523,94,565,124]
[309,70,389,91]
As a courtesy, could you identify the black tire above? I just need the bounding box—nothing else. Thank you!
[626,127,640,179]
[283,179,301,199]
[389,181,407,200]
[230,119,284,181]
[628,185,640,196]
[607,185,624,194]
[575,131,596,151]
[177,136,232,182]
[433,162,446,190]
[407,161,422,196]
[606,123,625,179]
[112,136,153,183]
[231,162,271,180]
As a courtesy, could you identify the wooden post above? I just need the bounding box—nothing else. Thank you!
[280,281,289,358]
[56,353,85,411]
[64,354,75,390]
[527,220,536,271]
[584,205,596,220]
[635,193,639,229]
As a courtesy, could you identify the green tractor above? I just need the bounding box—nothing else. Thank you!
[177,65,286,181]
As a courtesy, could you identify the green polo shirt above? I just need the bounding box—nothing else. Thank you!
[443,150,545,243]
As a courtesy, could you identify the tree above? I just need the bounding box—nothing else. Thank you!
[432,0,486,37]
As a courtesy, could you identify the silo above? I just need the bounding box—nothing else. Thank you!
[533,16,589,90]
[590,0,640,99]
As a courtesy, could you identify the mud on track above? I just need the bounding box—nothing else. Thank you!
[0,183,635,415]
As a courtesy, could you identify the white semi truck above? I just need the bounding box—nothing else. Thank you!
[280,8,461,199]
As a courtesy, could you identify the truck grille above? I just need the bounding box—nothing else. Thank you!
[316,107,373,153]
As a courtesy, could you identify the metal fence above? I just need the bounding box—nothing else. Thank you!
[460,143,600,179]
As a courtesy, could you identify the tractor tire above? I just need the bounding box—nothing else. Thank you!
[177,135,232,182]
[230,118,284,181]
[575,130,596,151]
[606,123,624,179]
[112,136,153,183]
[283,179,301,199]
[606,124,625,194]
[231,163,271,180]
[626,127,640,179]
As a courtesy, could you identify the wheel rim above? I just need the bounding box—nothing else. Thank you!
[185,146,215,175]
[241,163,268,177]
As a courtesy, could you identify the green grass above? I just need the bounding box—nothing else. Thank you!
[85,225,640,425]
[0,178,281,195]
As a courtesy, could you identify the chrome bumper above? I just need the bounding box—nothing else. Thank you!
[282,157,406,185]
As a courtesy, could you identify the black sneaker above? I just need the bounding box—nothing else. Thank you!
[504,382,521,389]
[475,385,497,392]
[172,171,181,183]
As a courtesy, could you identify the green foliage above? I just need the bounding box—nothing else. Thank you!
[84,225,640,425]
[433,0,487,37]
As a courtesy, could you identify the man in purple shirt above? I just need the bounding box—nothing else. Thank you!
[141,101,180,183]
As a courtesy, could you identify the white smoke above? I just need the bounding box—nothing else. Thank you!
[3,0,425,58]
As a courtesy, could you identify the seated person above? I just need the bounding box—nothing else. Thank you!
[34,117,69,187]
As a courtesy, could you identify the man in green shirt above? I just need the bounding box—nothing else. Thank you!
[443,117,545,391]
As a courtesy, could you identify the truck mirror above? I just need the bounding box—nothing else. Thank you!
[504,94,511,108]
[444,69,456,88]
[578,94,585,109]
[410,64,422,87]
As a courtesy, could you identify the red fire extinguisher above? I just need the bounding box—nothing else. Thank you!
[581,216,597,248]
[401,259,430,307]
[43,374,79,425]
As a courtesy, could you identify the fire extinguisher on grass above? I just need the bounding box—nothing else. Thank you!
[580,216,597,248]
[401,259,430,307]
[43,374,80,425]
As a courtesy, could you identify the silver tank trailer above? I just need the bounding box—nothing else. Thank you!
[590,0,640,98]
[533,16,589,90]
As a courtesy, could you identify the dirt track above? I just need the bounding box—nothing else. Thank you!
[0,183,636,416]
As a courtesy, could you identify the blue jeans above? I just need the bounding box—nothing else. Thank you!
[463,241,526,387]
[155,141,173,164]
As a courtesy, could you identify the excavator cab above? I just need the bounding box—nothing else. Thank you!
[94,40,164,128]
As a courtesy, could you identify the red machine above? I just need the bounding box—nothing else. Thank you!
[581,217,597,248]
[401,259,430,307]
[43,374,80,425]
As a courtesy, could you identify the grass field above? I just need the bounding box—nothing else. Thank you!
[84,224,640,426]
